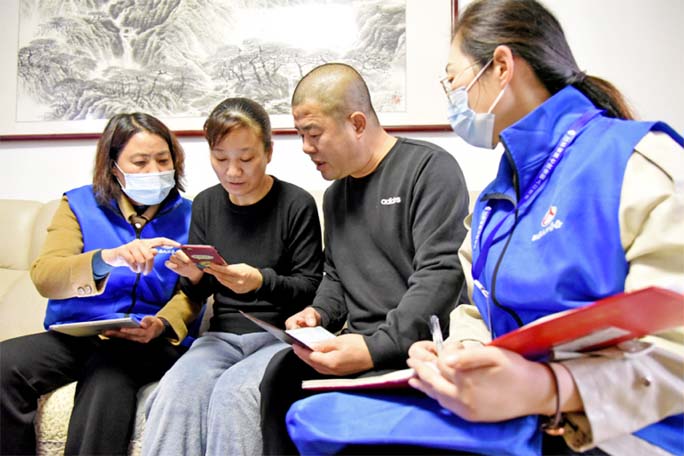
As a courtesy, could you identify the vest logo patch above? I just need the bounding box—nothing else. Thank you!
[380,196,402,206]
[541,206,557,227]
[532,205,563,242]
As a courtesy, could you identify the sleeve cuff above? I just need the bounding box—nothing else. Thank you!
[158,317,177,340]
[560,345,684,446]
[363,330,403,369]
[91,250,113,280]
[180,275,211,302]
[311,304,332,328]
[257,268,276,296]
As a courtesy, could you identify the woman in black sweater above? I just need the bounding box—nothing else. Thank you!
[142,98,323,456]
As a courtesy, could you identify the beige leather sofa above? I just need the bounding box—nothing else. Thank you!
[0,193,325,455]
[0,190,475,455]
[0,198,177,455]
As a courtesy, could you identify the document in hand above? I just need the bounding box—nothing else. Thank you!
[48,316,140,337]
[238,311,336,350]
[489,286,684,359]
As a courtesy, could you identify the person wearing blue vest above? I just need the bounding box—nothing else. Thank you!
[285,0,684,455]
[0,113,199,455]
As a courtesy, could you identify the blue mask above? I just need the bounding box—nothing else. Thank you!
[115,163,175,206]
[446,60,505,149]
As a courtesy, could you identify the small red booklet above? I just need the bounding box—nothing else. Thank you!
[302,286,683,391]
[302,368,416,391]
[489,286,684,359]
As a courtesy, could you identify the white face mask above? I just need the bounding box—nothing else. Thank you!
[446,59,506,149]
[115,162,176,205]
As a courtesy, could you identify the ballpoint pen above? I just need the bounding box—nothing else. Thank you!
[429,314,444,353]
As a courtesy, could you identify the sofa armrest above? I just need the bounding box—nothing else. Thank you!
[0,198,58,342]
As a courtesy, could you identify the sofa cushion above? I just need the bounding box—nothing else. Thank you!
[0,199,58,342]
[35,382,74,455]
[34,381,157,456]
[0,269,24,299]
[0,199,44,270]
[0,273,46,340]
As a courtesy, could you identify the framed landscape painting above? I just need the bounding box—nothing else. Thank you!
[0,0,456,140]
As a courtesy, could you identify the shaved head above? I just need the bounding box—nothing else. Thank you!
[292,63,378,124]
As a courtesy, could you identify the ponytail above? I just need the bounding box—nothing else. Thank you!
[455,0,635,121]
[571,75,635,120]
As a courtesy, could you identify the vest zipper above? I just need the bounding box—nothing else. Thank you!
[488,142,524,333]
[489,208,524,333]
[126,219,144,314]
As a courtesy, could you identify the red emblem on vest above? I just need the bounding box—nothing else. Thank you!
[541,206,557,227]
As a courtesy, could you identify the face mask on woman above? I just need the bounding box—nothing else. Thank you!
[446,59,506,149]
[115,163,176,205]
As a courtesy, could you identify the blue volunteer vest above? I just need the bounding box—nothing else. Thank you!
[44,185,191,327]
[471,86,683,453]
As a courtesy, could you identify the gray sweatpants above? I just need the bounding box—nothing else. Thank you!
[142,332,289,456]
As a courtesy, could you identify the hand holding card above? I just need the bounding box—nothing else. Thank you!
[239,311,336,350]
[180,244,227,270]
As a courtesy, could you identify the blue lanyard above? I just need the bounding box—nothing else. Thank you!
[472,109,603,281]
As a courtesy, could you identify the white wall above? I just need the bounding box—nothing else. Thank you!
[543,0,684,129]
[1,0,682,202]
[0,131,498,202]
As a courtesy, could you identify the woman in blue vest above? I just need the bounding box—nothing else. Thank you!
[0,113,198,455]
[285,0,683,454]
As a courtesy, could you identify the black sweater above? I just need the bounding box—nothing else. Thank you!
[313,138,469,369]
[181,178,323,333]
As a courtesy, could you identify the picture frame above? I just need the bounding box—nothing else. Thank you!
[0,0,456,140]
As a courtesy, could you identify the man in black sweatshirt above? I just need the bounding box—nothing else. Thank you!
[259,63,469,454]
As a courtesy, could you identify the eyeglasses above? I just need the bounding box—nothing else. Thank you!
[439,75,456,98]
[439,60,493,103]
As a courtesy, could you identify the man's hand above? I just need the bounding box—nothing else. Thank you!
[102,315,165,343]
[285,307,321,329]
[204,263,263,294]
[101,237,180,275]
[292,333,374,376]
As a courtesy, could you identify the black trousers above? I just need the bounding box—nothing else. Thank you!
[260,347,319,455]
[0,331,185,456]
[259,348,407,455]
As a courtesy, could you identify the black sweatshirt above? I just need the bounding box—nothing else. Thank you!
[181,178,323,333]
[313,137,469,369]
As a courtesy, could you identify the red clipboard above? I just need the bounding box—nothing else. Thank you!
[489,286,684,359]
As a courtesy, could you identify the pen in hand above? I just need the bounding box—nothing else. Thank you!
[429,314,444,354]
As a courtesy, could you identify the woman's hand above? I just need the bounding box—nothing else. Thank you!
[407,344,557,422]
[165,249,203,284]
[408,340,440,363]
[203,263,263,294]
[101,237,179,275]
[101,315,165,343]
